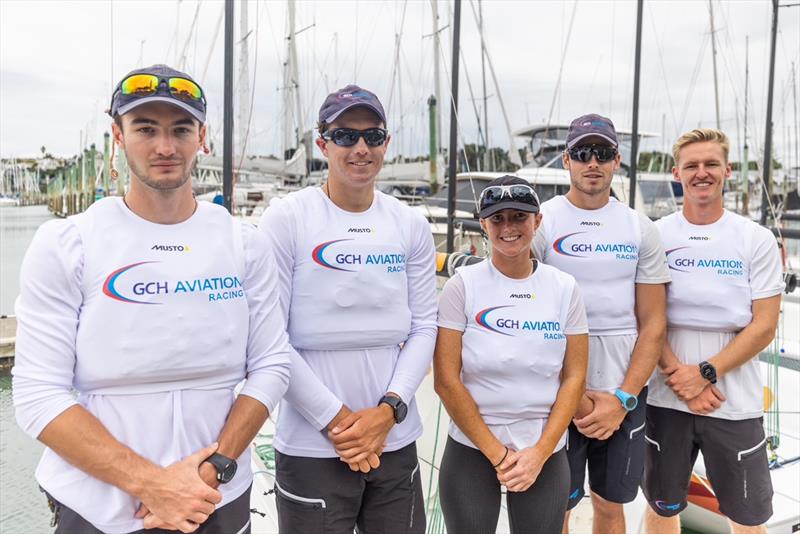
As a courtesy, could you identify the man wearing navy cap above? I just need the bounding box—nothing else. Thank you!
[13,64,292,533]
[532,114,670,533]
[259,85,437,533]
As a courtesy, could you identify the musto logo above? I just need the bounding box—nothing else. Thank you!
[553,232,638,260]
[665,247,743,276]
[475,305,564,339]
[103,262,244,304]
[312,239,406,273]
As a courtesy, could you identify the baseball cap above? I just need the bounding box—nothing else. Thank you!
[478,175,540,219]
[318,85,386,125]
[109,64,206,123]
[566,113,618,148]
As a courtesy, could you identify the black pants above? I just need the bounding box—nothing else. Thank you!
[274,442,425,534]
[438,437,570,534]
[46,484,252,534]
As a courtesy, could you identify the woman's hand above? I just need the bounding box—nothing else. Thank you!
[496,446,548,493]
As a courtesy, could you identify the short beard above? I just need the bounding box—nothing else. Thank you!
[127,157,194,191]
[570,176,611,197]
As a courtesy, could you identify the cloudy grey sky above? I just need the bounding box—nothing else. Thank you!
[1,0,799,167]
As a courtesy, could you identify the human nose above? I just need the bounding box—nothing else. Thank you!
[352,135,370,154]
[155,132,177,157]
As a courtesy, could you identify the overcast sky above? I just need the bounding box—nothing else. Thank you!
[1,0,799,167]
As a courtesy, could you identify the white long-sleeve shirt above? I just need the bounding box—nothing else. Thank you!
[13,198,292,533]
[259,187,438,457]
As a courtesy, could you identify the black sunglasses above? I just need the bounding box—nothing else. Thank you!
[322,128,388,147]
[567,144,618,163]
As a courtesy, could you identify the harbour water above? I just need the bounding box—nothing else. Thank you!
[1,205,54,534]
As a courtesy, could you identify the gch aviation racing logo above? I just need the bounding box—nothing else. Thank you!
[475,305,564,339]
[552,232,638,260]
[312,239,406,273]
[102,262,244,304]
[665,246,743,276]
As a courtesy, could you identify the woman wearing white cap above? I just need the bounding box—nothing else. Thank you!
[434,175,589,533]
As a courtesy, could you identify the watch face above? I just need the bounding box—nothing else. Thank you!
[701,366,713,379]
[219,461,237,483]
[625,397,637,410]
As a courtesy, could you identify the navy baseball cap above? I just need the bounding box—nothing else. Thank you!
[566,113,618,148]
[478,175,540,219]
[318,85,386,125]
[109,64,206,123]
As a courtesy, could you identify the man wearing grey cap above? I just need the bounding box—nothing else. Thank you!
[532,114,669,533]
[259,85,436,533]
[13,64,292,533]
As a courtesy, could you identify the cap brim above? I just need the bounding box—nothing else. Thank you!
[567,133,617,148]
[479,202,540,219]
[323,102,386,124]
[117,96,205,123]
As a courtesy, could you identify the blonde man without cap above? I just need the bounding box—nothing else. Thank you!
[643,129,784,534]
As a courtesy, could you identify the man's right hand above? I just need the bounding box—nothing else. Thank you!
[686,384,726,415]
[135,443,222,533]
[326,405,385,473]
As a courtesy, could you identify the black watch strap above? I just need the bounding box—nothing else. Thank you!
[205,452,237,484]
[378,395,408,424]
[699,360,718,384]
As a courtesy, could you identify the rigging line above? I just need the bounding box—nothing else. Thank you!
[236,0,260,175]
[354,1,390,81]
[200,4,224,85]
[648,4,679,139]
[178,0,203,71]
[678,30,710,134]
[435,12,483,215]
[458,45,488,151]
[537,0,578,180]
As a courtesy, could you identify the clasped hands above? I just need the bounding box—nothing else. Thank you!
[327,403,395,473]
[134,443,222,532]
[493,444,548,493]
[661,363,726,415]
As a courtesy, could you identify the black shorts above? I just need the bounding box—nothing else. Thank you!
[642,405,773,526]
[274,442,425,534]
[566,387,647,510]
[45,484,252,534]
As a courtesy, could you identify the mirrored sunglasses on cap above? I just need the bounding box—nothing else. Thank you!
[479,184,540,211]
[119,74,204,102]
[321,128,388,147]
[567,144,617,163]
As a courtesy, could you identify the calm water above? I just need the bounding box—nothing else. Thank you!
[1,205,54,533]
[0,205,54,315]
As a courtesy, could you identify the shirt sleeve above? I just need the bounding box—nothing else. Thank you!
[635,213,671,284]
[564,279,589,335]
[386,211,438,403]
[258,198,343,430]
[532,220,549,262]
[437,273,467,332]
[236,224,292,414]
[12,220,82,439]
[749,225,785,300]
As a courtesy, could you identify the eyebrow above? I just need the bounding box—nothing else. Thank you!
[129,117,196,127]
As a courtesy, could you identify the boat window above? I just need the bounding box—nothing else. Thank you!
[638,180,677,219]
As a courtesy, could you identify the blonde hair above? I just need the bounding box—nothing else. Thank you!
[672,128,729,164]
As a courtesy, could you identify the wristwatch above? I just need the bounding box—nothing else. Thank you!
[614,389,638,412]
[204,452,237,484]
[378,395,408,424]
[699,361,718,384]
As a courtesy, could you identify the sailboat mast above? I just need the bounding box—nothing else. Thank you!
[431,0,442,156]
[629,0,644,209]
[479,0,491,171]
[223,0,234,212]
[446,0,462,254]
[742,36,750,215]
[237,0,250,157]
[708,0,721,129]
[760,0,779,226]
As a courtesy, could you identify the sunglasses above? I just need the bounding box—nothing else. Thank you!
[322,128,388,147]
[479,184,540,209]
[117,74,205,103]
[567,144,618,163]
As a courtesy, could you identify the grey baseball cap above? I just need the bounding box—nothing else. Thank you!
[109,64,206,123]
[566,113,618,148]
[318,85,386,125]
